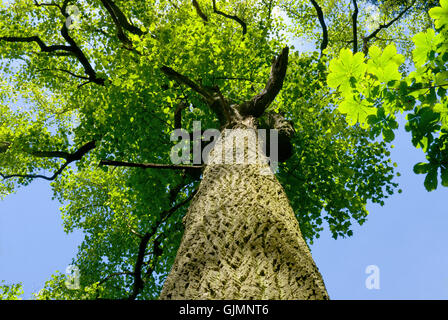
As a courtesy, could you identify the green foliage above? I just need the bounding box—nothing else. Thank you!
[0,281,23,300]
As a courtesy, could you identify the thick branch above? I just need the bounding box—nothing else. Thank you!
[160,66,233,125]
[0,36,73,53]
[310,0,328,52]
[192,0,209,22]
[238,47,289,118]
[100,0,146,36]
[160,66,212,100]
[99,0,149,47]
[212,0,247,35]
[352,0,359,52]
[362,0,415,54]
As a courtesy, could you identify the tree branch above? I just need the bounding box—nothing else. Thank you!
[33,0,62,10]
[97,271,134,286]
[212,0,247,35]
[100,0,146,36]
[362,0,415,55]
[1,0,106,86]
[59,23,105,85]
[127,189,197,300]
[192,0,209,22]
[310,0,328,53]
[238,47,289,118]
[0,36,73,53]
[174,101,188,130]
[160,66,212,100]
[160,66,234,125]
[351,0,359,53]
[99,0,149,48]
[0,141,96,182]
[99,159,203,172]
[38,68,90,80]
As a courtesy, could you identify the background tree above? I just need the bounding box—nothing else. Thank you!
[0,0,438,299]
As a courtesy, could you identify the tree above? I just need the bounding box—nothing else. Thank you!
[2,0,435,299]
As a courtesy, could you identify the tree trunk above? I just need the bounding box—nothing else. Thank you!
[159,126,329,300]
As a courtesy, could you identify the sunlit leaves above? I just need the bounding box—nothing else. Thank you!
[367,45,405,83]
[0,281,23,300]
[338,95,376,127]
[327,48,367,93]
[412,29,441,67]
[429,0,448,29]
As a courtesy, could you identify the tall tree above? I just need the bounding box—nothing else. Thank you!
[0,0,415,299]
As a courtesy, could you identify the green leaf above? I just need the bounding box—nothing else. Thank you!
[382,128,395,142]
[429,0,448,30]
[424,168,439,191]
[413,162,430,174]
[338,95,376,127]
[441,166,448,187]
[412,29,441,67]
[327,48,367,93]
[367,45,404,83]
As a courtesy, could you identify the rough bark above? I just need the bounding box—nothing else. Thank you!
[159,126,329,300]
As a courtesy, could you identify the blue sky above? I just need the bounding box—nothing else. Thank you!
[311,114,448,299]
[1,113,447,299]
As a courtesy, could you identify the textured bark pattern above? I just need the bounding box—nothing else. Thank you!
[160,129,329,300]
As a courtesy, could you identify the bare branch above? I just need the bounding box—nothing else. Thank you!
[0,36,73,53]
[38,68,90,81]
[352,0,359,52]
[127,189,197,300]
[212,0,247,35]
[160,66,212,100]
[0,141,96,182]
[362,0,415,54]
[99,159,203,172]
[310,0,328,53]
[238,47,289,117]
[192,0,209,22]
